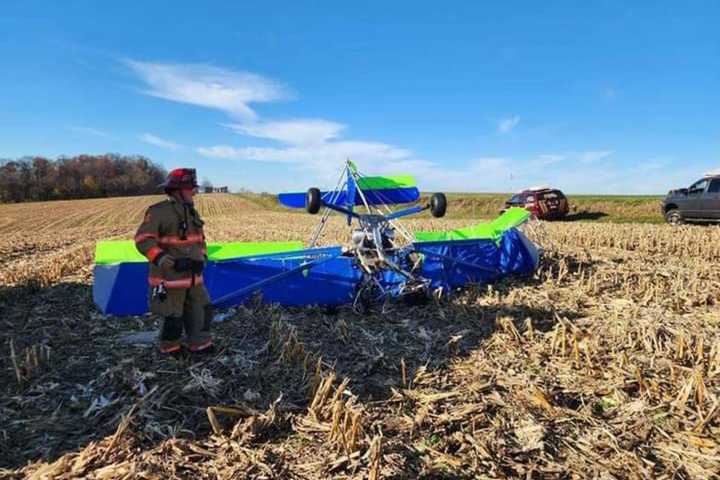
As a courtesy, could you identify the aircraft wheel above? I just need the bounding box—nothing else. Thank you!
[430,193,447,218]
[306,188,322,214]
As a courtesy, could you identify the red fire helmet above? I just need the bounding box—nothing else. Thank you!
[159,168,198,191]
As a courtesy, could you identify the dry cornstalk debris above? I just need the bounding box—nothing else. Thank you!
[0,194,719,478]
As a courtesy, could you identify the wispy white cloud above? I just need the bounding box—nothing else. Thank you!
[197,140,412,171]
[379,157,513,192]
[469,157,510,172]
[198,137,681,194]
[124,60,291,120]
[140,133,183,150]
[196,138,518,192]
[477,152,690,194]
[527,151,611,167]
[123,61,665,193]
[225,119,346,145]
[120,60,682,194]
[197,98,621,192]
[635,158,668,173]
[497,116,520,134]
[577,150,614,163]
[67,125,116,140]
[123,61,518,190]
[534,154,567,166]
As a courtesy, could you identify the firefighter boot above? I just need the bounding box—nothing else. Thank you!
[182,290,213,353]
[159,316,183,353]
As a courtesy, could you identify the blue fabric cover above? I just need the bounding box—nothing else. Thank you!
[93,262,151,316]
[413,228,537,293]
[93,247,361,315]
[278,187,420,209]
[93,228,537,315]
[209,247,361,309]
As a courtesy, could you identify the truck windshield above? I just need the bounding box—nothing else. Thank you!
[689,179,709,193]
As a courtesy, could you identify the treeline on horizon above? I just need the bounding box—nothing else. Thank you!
[0,154,167,203]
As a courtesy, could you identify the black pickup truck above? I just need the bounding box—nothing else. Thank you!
[662,175,720,224]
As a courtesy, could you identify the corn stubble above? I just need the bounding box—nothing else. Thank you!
[0,194,719,478]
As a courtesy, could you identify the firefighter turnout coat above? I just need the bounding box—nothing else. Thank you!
[134,197,210,318]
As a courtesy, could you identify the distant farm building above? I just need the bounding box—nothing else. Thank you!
[203,186,229,193]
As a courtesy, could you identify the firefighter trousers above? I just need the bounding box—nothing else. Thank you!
[152,284,212,346]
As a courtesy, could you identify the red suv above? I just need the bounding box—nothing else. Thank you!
[504,187,569,220]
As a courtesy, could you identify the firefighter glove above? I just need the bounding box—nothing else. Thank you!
[174,258,204,274]
[156,253,175,271]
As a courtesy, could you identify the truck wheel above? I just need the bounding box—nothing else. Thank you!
[306,188,322,214]
[665,209,683,225]
[430,193,447,218]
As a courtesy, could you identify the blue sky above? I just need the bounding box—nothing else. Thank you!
[1,1,718,193]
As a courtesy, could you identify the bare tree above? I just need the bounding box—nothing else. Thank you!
[0,155,167,203]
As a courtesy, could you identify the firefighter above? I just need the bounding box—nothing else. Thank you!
[134,168,213,354]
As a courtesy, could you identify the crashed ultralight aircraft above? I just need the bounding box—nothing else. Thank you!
[93,162,540,315]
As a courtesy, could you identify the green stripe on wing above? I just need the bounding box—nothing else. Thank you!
[356,175,416,190]
[414,207,531,242]
[95,240,305,264]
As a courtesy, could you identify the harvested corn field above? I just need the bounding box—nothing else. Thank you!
[1,194,719,479]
